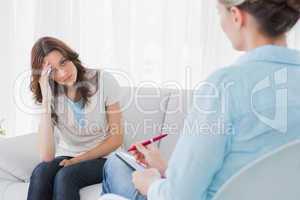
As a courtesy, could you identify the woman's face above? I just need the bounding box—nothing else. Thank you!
[217,2,244,51]
[43,50,78,87]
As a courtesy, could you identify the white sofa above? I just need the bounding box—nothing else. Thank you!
[0,87,193,200]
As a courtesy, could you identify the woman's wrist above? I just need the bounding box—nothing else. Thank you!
[42,100,51,111]
[157,160,168,177]
[73,153,88,163]
[70,157,82,164]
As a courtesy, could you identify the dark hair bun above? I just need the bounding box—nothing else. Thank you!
[287,0,300,12]
[266,0,300,12]
[237,0,300,37]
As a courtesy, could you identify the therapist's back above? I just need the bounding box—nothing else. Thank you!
[203,37,300,199]
[147,1,300,200]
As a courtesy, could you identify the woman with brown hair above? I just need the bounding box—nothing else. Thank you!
[101,0,300,200]
[27,36,124,200]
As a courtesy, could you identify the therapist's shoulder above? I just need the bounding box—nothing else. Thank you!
[202,65,241,87]
[192,65,243,107]
[192,65,243,120]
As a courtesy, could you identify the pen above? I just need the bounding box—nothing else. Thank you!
[127,133,168,152]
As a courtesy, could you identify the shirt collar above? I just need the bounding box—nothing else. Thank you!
[235,45,300,66]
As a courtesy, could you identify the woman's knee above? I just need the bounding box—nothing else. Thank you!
[102,155,122,193]
[103,155,125,178]
[53,167,78,191]
[30,161,53,182]
[104,154,128,173]
[53,167,81,200]
[102,154,139,197]
[103,154,134,187]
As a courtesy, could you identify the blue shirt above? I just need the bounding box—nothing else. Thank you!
[67,98,86,128]
[148,45,300,200]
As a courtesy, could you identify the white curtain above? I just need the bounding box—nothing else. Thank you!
[0,0,300,136]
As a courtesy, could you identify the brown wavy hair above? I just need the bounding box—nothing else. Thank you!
[30,36,98,124]
[220,0,300,37]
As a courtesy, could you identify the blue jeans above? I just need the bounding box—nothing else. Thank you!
[102,154,147,200]
[27,156,106,200]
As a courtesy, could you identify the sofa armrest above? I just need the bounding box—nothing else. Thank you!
[0,167,20,182]
[0,133,40,182]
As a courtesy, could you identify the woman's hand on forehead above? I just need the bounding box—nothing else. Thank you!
[40,61,52,76]
[43,60,50,68]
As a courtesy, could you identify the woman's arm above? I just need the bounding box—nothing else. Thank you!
[38,63,56,162]
[38,108,55,162]
[65,102,124,164]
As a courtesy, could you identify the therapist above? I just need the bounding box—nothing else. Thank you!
[101,0,300,199]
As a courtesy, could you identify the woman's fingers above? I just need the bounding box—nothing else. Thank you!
[59,159,66,166]
[135,143,149,155]
[131,147,147,163]
[59,159,69,166]
[136,154,146,163]
[138,159,148,166]
[41,61,49,72]
[40,64,51,78]
[41,60,52,76]
[132,150,143,157]
[147,143,158,151]
[133,151,144,159]
[43,61,49,68]
[41,67,48,76]
[131,149,138,156]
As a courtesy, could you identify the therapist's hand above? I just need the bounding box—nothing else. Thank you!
[132,168,161,196]
[131,143,168,176]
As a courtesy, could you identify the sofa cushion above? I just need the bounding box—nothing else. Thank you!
[0,180,102,200]
[80,184,102,200]
[120,87,171,149]
[100,194,129,200]
[0,181,29,200]
[159,89,193,160]
[0,168,20,182]
[0,134,40,182]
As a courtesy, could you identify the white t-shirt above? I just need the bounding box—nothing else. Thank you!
[52,69,121,157]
